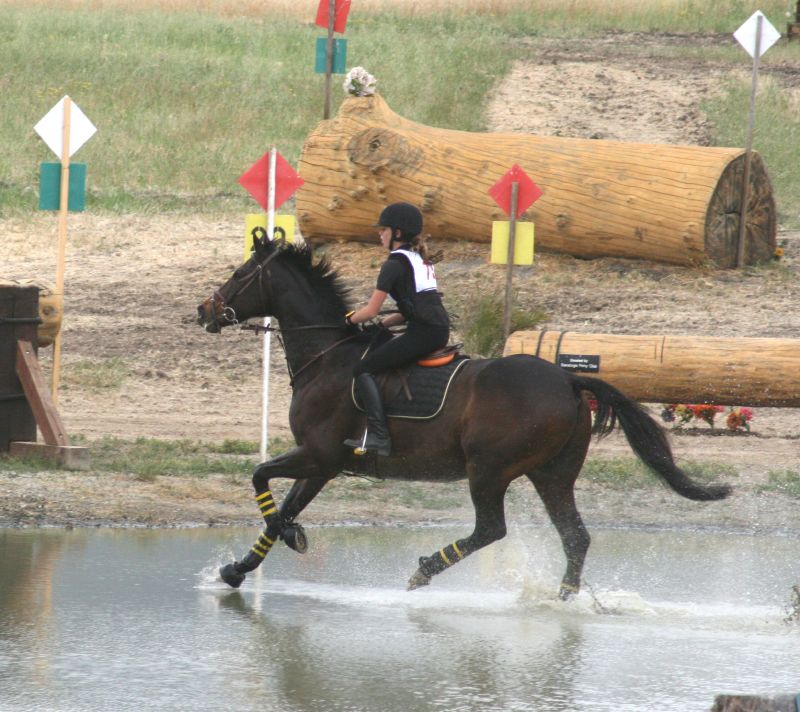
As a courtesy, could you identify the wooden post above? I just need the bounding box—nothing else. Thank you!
[736,14,762,268]
[502,181,519,342]
[323,0,335,119]
[0,283,38,451]
[11,339,90,469]
[16,340,68,447]
[51,96,72,405]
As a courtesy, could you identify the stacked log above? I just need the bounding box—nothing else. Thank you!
[503,329,800,407]
[296,94,776,267]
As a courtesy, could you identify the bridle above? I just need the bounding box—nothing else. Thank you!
[206,239,362,386]
[207,247,279,329]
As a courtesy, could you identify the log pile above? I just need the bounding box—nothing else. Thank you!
[296,94,776,268]
[503,329,800,407]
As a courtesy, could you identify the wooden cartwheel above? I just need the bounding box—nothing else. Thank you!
[296,94,776,268]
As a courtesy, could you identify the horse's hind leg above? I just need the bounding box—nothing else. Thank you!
[408,466,510,590]
[529,472,590,600]
[522,395,593,600]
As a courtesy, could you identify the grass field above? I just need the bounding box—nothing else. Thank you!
[0,0,797,223]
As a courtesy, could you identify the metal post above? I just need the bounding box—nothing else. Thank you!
[503,181,519,342]
[323,0,335,119]
[260,148,277,462]
[736,13,762,268]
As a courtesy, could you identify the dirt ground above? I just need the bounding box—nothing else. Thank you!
[2,32,799,533]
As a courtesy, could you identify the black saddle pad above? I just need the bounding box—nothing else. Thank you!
[352,356,469,420]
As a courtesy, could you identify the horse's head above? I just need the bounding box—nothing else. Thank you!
[197,234,281,333]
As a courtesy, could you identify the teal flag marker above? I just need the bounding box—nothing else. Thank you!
[39,162,87,212]
[314,37,347,74]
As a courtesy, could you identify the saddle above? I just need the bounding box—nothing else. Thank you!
[416,344,461,368]
[351,343,469,420]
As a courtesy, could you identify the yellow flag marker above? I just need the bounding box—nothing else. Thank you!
[244,214,296,260]
[490,221,534,265]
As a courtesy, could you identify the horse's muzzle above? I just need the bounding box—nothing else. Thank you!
[197,301,221,333]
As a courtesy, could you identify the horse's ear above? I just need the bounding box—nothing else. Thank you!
[251,226,269,252]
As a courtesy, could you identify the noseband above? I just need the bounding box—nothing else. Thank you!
[208,246,282,327]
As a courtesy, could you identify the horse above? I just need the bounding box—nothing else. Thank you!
[197,236,731,598]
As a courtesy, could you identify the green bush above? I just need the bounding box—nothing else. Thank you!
[462,290,547,357]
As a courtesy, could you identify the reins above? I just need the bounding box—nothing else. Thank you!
[240,321,361,386]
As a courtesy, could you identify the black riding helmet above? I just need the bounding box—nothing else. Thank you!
[373,202,423,239]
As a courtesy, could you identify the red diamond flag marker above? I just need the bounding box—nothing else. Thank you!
[315,0,351,34]
[488,164,542,218]
[239,151,304,212]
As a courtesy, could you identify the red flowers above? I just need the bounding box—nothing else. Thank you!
[689,404,724,427]
[660,403,754,431]
[726,407,753,432]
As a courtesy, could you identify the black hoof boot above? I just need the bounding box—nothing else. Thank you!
[282,522,308,554]
[219,563,246,589]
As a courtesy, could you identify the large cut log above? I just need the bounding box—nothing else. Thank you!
[296,94,776,268]
[503,329,800,407]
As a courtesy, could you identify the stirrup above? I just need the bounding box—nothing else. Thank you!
[343,429,390,457]
[344,429,369,456]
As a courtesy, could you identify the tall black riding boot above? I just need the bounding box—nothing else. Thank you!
[344,373,392,456]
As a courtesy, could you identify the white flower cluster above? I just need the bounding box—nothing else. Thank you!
[343,67,377,97]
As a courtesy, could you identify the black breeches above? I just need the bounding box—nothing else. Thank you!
[354,324,449,376]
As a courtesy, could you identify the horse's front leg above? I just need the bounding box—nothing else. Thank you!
[219,446,328,588]
[277,478,332,554]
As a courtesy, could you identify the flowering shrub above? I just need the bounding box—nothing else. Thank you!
[726,407,753,432]
[343,67,377,97]
[661,403,750,431]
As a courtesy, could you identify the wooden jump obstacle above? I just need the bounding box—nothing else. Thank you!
[0,282,88,469]
[503,329,800,407]
[296,94,776,268]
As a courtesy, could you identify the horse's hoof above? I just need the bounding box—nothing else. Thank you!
[282,523,308,554]
[219,563,246,589]
[407,568,431,591]
[558,583,579,601]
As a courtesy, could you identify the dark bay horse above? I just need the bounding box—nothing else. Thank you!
[197,237,731,598]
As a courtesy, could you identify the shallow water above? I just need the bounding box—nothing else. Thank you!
[1,525,798,712]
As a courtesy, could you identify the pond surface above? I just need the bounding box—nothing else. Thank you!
[1,524,798,712]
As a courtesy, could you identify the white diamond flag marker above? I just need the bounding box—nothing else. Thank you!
[34,96,97,159]
[734,10,781,58]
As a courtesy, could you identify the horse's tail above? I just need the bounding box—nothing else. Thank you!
[571,375,731,502]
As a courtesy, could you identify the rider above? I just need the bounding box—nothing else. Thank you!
[343,202,450,457]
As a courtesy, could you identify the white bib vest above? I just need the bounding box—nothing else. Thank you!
[391,249,437,292]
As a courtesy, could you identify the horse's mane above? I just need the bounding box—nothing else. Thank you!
[258,239,354,318]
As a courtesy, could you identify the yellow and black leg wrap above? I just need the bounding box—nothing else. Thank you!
[255,489,279,525]
[418,540,467,578]
[236,528,276,573]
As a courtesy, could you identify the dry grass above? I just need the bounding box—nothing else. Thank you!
[1,0,748,18]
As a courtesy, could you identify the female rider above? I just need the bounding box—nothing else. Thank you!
[343,202,450,456]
